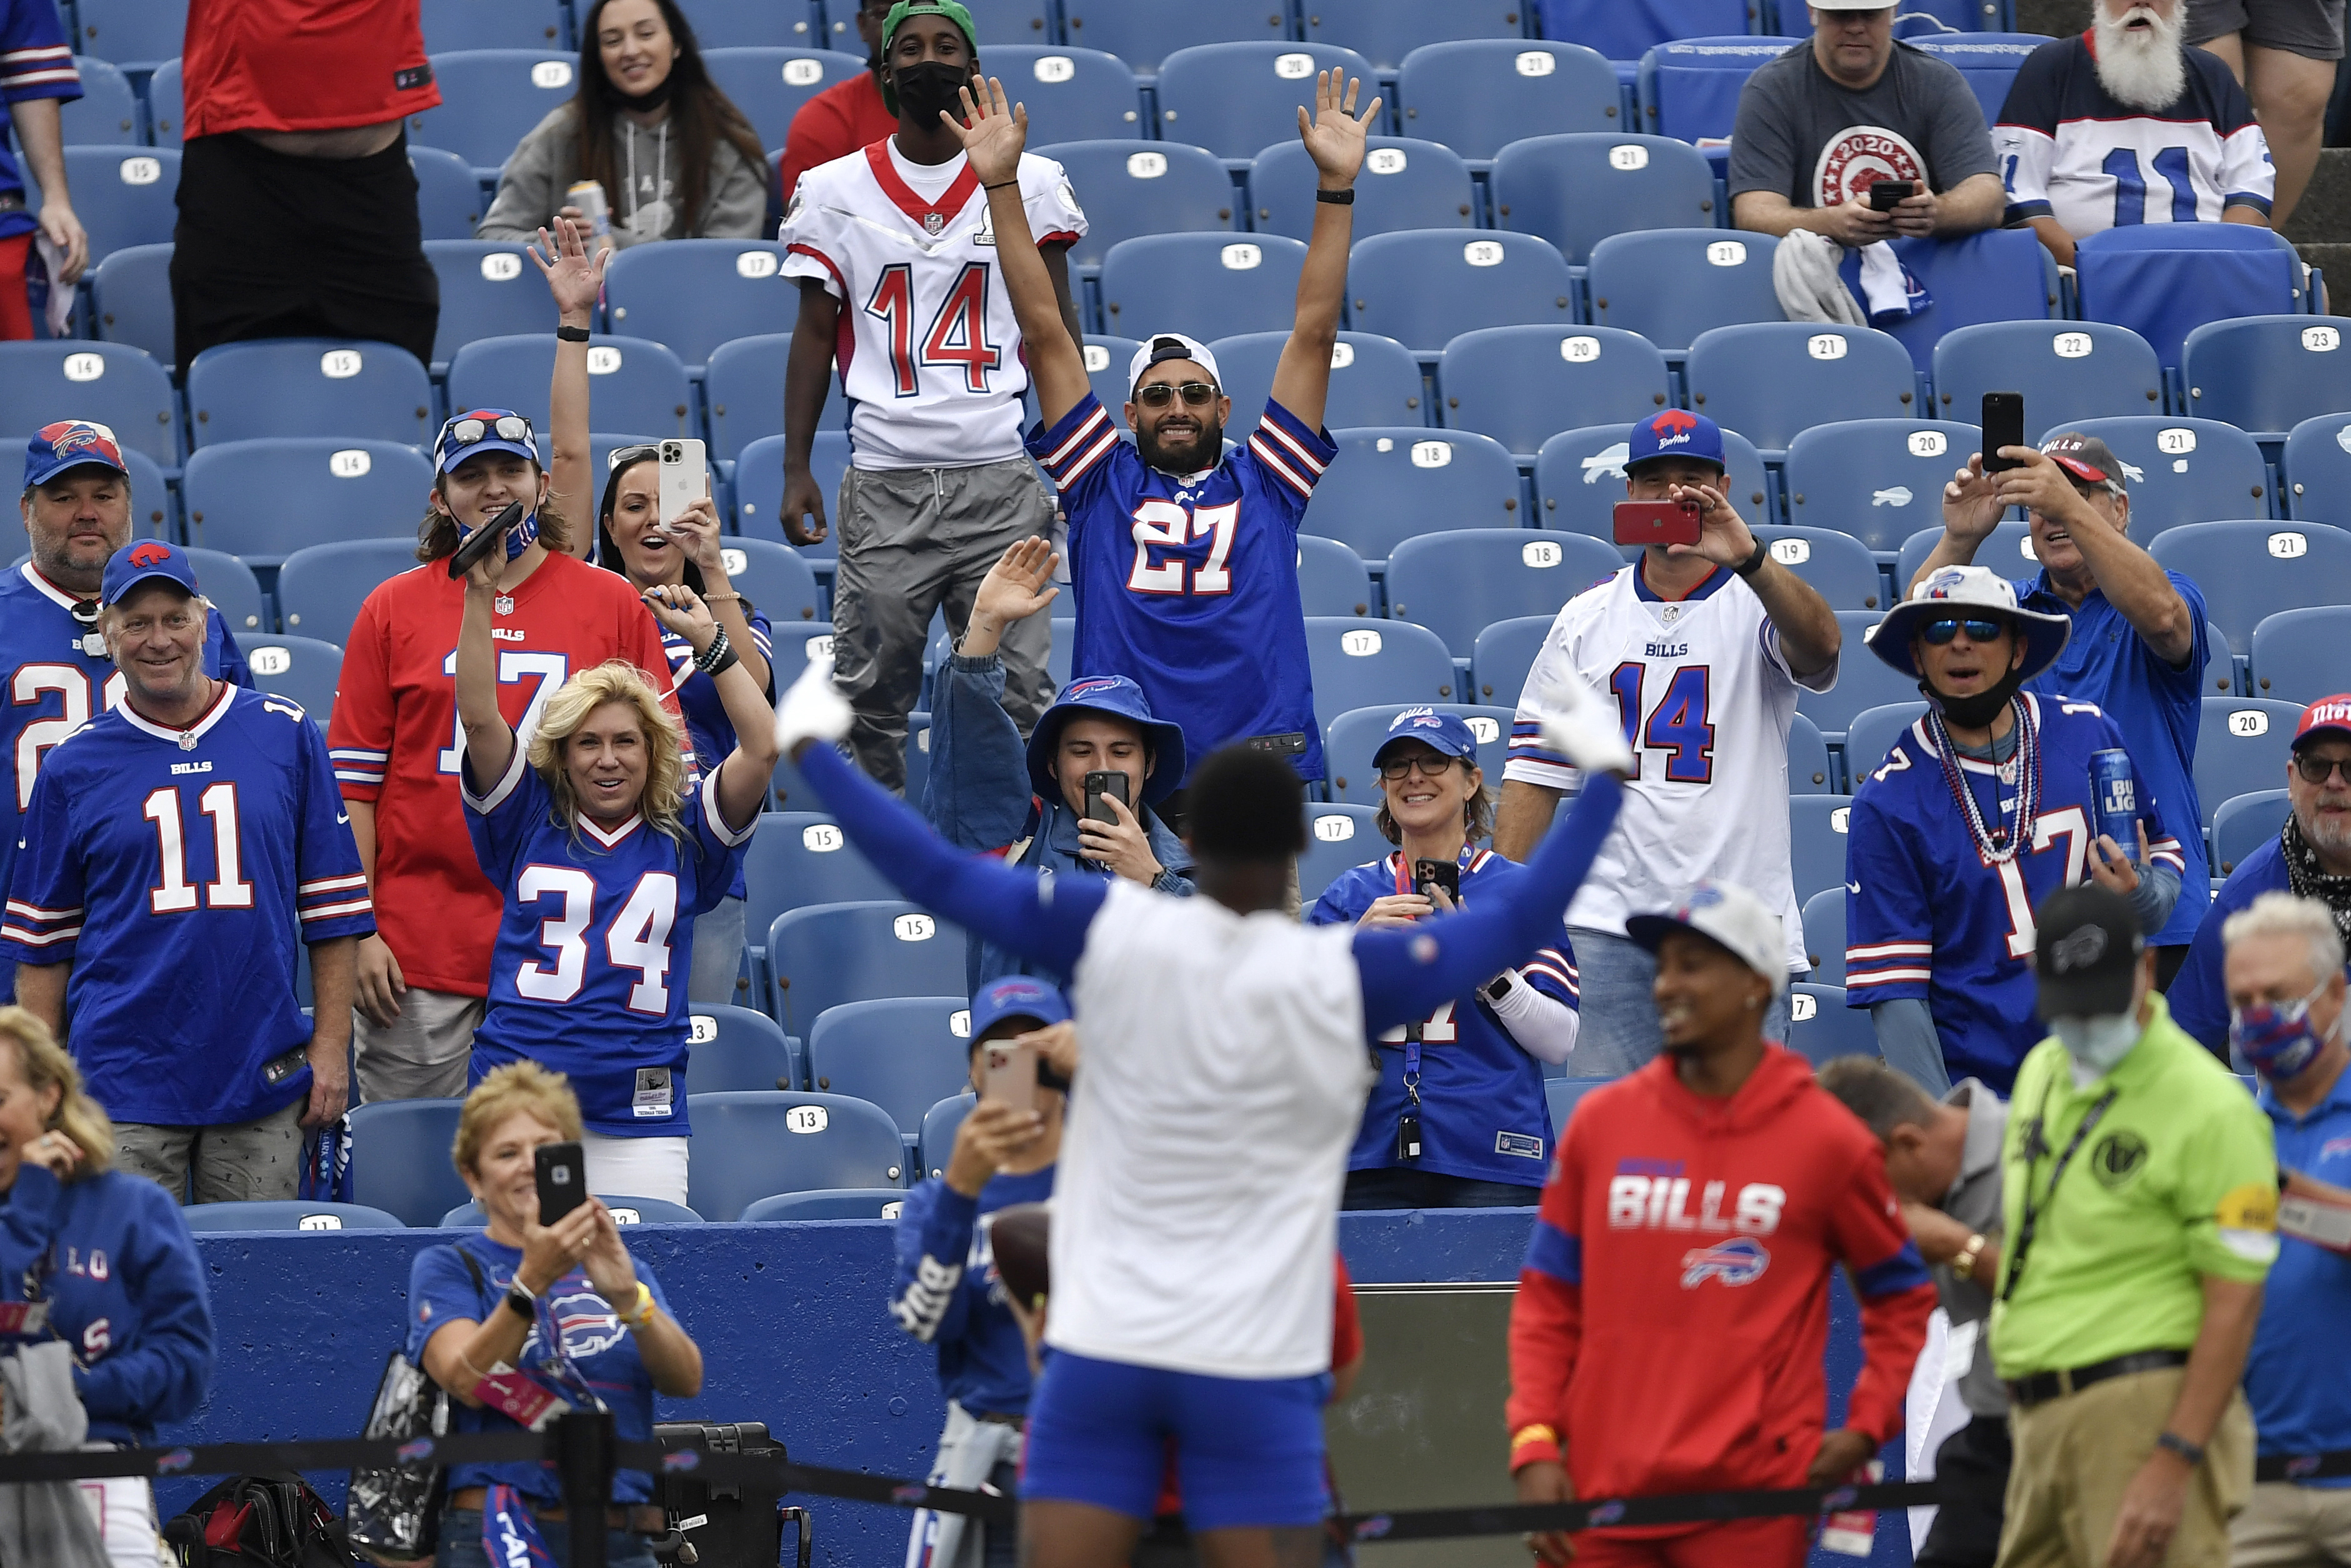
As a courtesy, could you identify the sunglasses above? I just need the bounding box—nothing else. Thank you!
[607,443,658,469]
[446,414,532,448]
[1920,617,2008,646]
[2295,753,2351,785]
[1377,753,1462,782]
[1134,382,1217,409]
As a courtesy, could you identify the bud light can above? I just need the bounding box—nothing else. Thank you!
[2089,749,2137,851]
[566,179,611,239]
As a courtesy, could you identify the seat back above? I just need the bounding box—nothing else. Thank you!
[686,1004,800,1092]
[1637,36,1800,142]
[182,438,436,562]
[1297,534,1377,617]
[1750,526,1888,611]
[276,540,424,644]
[2182,315,2351,438]
[179,1201,407,1232]
[1099,233,1309,342]
[447,333,695,437]
[1492,132,1718,267]
[807,997,974,1135]
[71,0,186,66]
[1931,320,2164,427]
[1063,2,1295,77]
[1209,330,1426,437]
[1154,41,1381,159]
[1321,704,1515,805]
[1384,529,1623,657]
[1076,334,1146,421]
[2195,699,2304,830]
[238,636,346,728]
[1299,802,1383,905]
[1684,323,1919,452]
[186,339,434,448]
[1395,41,1619,162]
[1300,427,1523,561]
[1844,702,1930,791]
[1800,887,1848,985]
[58,56,139,144]
[2045,417,2270,539]
[2212,789,2291,878]
[919,1092,977,1179]
[1789,711,1834,794]
[732,434,849,563]
[1781,982,1879,1067]
[89,243,176,366]
[701,47,844,151]
[1534,0,1754,62]
[407,51,587,177]
[739,1189,910,1221]
[411,144,487,239]
[424,242,556,370]
[980,46,1145,144]
[1346,231,1575,356]
[741,814,897,954]
[2250,607,2351,705]
[0,341,179,466]
[704,334,792,462]
[1895,519,2040,596]
[1909,32,2050,122]
[420,0,565,50]
[766,901,971,1036]
[1545,1076,1610,1137]
[678,0,819,47]
[1470,615,1554,707]
[147,57,184,146]
[2077,229,2300,370]
[1041,141,1234,274]
[684,1091,908,1220]
[1439,325,1672,461]
[2281,413,2351,526]
[2150,521,2351,656]
[1587,229,1783,356]
[837,0,1047,48]
[347,1098,470,1227]
[605,241,795,372]
[182,547,267,634]
[713,538,821,624]
[1872,229,2060,372]
[1302,616,1461,732]
[1782,419,1984,553]
[1788,796,1854,908]
[1251,136,1475,242]
[1533,421,1772,544]
[1304,0,1523,71]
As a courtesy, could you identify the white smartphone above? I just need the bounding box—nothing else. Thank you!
[657,438,708,527]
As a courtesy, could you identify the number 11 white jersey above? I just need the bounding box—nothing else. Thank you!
[780,140,1086,469]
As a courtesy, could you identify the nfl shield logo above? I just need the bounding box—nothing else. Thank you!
[923,211,946,236]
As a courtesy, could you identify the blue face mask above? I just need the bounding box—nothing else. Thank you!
[2230,982,2335,1081]
[456,504,541,563]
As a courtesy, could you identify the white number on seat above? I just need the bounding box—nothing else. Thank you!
[786,1104,830,1133]
[894,913,936,941]
[330,447,372,477]
[481,252,523,282]
[61,352,104,382]
[2052,332,2094,358]
[1906,429,1947,457]
[802,823,844,852]
[1313,814,1356,841]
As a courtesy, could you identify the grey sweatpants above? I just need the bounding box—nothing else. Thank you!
[832,456,1057,791]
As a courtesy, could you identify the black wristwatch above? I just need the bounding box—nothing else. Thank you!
[555,324,591,343]
[504,1283,537,1321]
[1484,972,1515,1003]
[1734,535,1770,578]
[1315,187,1355,205]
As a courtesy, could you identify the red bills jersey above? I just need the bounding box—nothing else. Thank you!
[1506,1047,1932,1522]
[182,0,440,137]
[326,552,684,997]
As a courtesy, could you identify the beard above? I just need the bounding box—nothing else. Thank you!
[2299,800,2351,854]
[1136,412,1224,475]
[2093,2,2190,111]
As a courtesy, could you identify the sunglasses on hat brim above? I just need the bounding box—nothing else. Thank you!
[445,414,532,449]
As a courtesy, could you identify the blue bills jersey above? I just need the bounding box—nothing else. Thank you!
[0,684,373,1125]
[463,747,756,1137]
[1027,393,1335,784]
[1309,847,1577,1186]
[1844,694,2188,1092]
[658,609,772,903]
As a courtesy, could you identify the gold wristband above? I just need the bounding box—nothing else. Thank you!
[1951,1233,1988,1282]
[1510,1424,1559,1452]
[619,1281,656,1329]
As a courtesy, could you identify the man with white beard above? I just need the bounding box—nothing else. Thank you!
[1994,0,2275,266]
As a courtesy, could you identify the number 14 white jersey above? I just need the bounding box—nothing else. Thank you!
[780,140,1086,469]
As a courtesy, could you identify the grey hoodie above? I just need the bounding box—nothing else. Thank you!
[477,102,768,248]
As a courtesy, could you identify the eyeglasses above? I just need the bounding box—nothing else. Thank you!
[1920,617,2008,646]
[1377,753,1461,781]
[1134,382,1217,409]
[447,414,532,447]
[2295,752,2351,785]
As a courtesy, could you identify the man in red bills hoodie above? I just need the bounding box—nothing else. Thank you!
[1507,879,1937,1567]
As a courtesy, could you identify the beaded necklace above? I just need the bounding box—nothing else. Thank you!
[1927,696,2040,864]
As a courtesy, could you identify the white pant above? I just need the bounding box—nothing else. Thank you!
[77,1464,164,1568]
[581,1132,690,1207]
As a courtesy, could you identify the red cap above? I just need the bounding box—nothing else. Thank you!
[2294,695,2351,748]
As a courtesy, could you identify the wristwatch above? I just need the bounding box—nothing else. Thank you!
[1484,972,1515,1004]
[2156,1431,2205,1467]
[504,1279,537,1321]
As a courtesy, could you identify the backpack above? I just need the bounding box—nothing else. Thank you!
[163,1472,355,1568]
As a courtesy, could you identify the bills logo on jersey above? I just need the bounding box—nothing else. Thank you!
[1815,126,1925,207]
[1680,1237,1769,1289]
[529,1286,628,1361]
[1609,1175,1787,1234]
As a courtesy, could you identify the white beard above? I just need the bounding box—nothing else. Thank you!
[2093,3,2190,111]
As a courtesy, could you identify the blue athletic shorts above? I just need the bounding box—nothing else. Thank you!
[1021,1351,1331,1531]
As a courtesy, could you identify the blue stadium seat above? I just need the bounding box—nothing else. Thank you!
[71,0,184,68]
[2250,606,2351,701]
[1533,421,1772,544]
[1684,323,1919,455]
[1637,36,1798,142]
[1299,534,1377,616]
[919,1092,976,1179]
[1209,330,1425,436]
[1303,1,1524,72]
[186,339,434,448]
[982,46,1146,144]
[347,1098,469,1227]
[1894,520,2040,598]
[2194,699,2304,831]
[1789,796,1853,907]
[1909,32,2049,123]
[1154,42,1380,159]
[685,1091,907,1221]
[1385,529,1622,657]
[447,333,695,438]
[1782,982,1880,1067]
[59,57,139,144]
[1251,136,1474,241]
[407,51,589,181]
[2212,789,2290,878]
[687,1004,801,1092]
[702,47,841,152]
[1491,132,1719,267]
[1394,41,1620,162]
[146,57,182,146]
[2077,226,2304,371]
[1800,888,1846,984]
[1535,0,1755,66]
[1751,526,1888,610]
[739,1189,909,1221]
[232,636,345,729]
[1847,702,1931,790]
[742,812,896,995]
[807,997,974,1136]
[1800,642,1911,761]
[182,547,265,633]
[1930,321,2164,426]
[0,341,178,467]
[1471,614,1553,706]
[1587,229,1782,357]
[1783,419,1982,552]
[766,901,970,1036]
[766,623,838,679]
[1302,616,1460,731]
[1438,326,1670,462]
[1299,802,1382,903]
[1789,711,1834,794]
[441,1195,705,1225]
[2182,316,2351,441]
[1079,334,1146,419]
[2149,520,2351,656]
[714,538,821,624]
[2281,413,2351,526]
[424,242,555,374]
[605,241,793,373]
[179,1201,407,1232]
[1098,233,1307,341]
[276,539,422,644]
[411,145,487,239]
[89,244,174,367]
[837,0,1047,48]
[420,0,564,50]
[1872,229,2061,374]
[2042,417,2270,540]
[704,334,790,463]
[732,433,849,565]
[1062,1,1293,77]
[1547,1077,1607,1135]
[1322,704,1514,804]
[679,0,818,46]
[1041,141,1234,274]
[49,148,176,267]
[1300,427,1522,561]
[1347,231,1575,356]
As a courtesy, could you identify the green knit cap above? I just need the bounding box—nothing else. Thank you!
[879,0,979,116]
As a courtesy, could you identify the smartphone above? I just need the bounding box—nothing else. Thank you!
[1869,179,1916,211]
[1082,769,1129,824]
[445,499,527,579]
[657,438,708,527]
[981,1041,1037,1112]
[1612,497,1703,549]
[1413,858,1460,902]
[534,1141,587,1227]
[1981,391,2026,473]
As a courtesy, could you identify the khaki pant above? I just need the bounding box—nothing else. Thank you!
[2230,1482,2351,1567]
[353,986,483,1104]
[1998,1367,2255,1568]
[116,1099,305,1203]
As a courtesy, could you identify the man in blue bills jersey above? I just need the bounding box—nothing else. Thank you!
[4,422,250,1006]
[1844,565,2188,1095]
[2,541,369,1201]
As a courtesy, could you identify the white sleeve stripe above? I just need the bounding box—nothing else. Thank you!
[0,67,77,86]
[4,899,82,920]
[334,769,387,785]
[299,898,375,921]
[1247,434,1311,497]
[1041,406,1112,470]
[0,46,71,62]
[299,874,369,894]
[701,767,759,847]
[1845,967,1932,987]
[0,925,79,947]
[1057,426,1121,487]
[1846,940,1932,959]
[461,741,530,815]
[329,747,391,762]
[1256,417,1329,477]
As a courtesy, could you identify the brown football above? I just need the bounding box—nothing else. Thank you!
[989,1202,1051,1309]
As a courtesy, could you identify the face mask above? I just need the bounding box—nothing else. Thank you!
[2052,1012,2140,1075]
[892,60,969,126]
[457,504,542,564]
[2230,982,2335,1081]
[616,73,674,111]
[1924,664,2027,730]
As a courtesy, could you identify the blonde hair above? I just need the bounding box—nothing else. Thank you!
[452,1061,585,1179]
[525,661,690,845]
[0,1008,114,1179]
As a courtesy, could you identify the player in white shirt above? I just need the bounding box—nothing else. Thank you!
[1496,409,1841,1077]
[776,0,1087,789]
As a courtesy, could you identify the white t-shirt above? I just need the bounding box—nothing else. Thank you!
[1046,881,1374,1381]
[1503,564,1834,973]
[778,141,1087,469]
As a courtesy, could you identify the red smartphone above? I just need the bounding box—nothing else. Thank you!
[1612,498,1704,548]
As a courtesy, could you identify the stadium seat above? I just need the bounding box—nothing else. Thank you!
[766,901,971,1036]
[1843,702,1929,791]
[1299,427,1522,561]
[1534,0,1754,64]
[1789,711,1834,794]
[2281,413,2351,526]
[1637,36,1799,144]
[1546,1077,1607,1136]
[446,333,695,439]
[687,1004,800,1092]
[2077,226,2304,371]
[680,0,819,46]
[1533,422,1772,544]
[1587,229,1783,357]
[919,1092,976,1179]
[1062,2,1293,78]
[1471,614,1553,706]
[1322,704,1514,804]
[697,47,841,151]
[1932,321,2164,427]
[732,432,851,562]
[1781,982,1880,1067]
[807,997,974,1136]
[1302,1,1524,72]
[1394,41,1619,162]
[178,1201,407,1232]
[739,1189,909,1221]
[1894,520,2041,598]
[1800,887,1847,985]
[182,547,265,633]
[713,538,821,624]
[2212,789,2290,877]
[1303,617,1459,732]
[1347,231,1576,356]
[1154,42,1380,159]
[1384,529,1623,657]
[2149,520,2351,656]
[347,1098,469,1227]
[1298,534,1377,616]
[2251,607,2351,704]
[1751,526,1887,610]
[71,0,183,68]
[767,623,837,677]
[2194,699,2304,831]
[1684,323,1919,456]
[1299,802,1382,903]
[59,57,139,144]
[146,57,182,146]
[1251,136,1474,242]
[186,339,434,449]
[43,148,176,267]
[605,241,794,372]
[741,812,896,990]
[1041,141,1234,274]
[1438,326,1671,462]
[1872,229,2061,374]
[234,636,346,727]
[276,539,422,644]
[684,1091,907,1221]
[1490,132,1718,268]
[705,334,849,462]
[979,46,1145,144]
[1782,419,1983,553]
[1098,233,1308,341]
[2182,316,2351,441]
[441,1194,704,1225]
[421,0,564,50]
[424,242,556,373]
[1789,796,1854,907]
[1076,334,1146,420]
[410,145,487,239]
[407,51,593,181]
[0,341,178,467]
[1209,330,1425,437]
[831,0,1046,47]
[2039,417,2270,540]
[1908,32,2049,123]
[89,243,174,366]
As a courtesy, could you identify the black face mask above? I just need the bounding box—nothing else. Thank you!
[614,72,674,112]
[892,60,969,127]
[1924,664,2027,730]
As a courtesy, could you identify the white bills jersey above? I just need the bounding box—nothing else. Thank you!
[1504,564,1834,972]
[780,140,1086,470]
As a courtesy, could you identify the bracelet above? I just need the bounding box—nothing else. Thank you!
[700,591,742,604]
[983,179,1021,191]
[2156,1431,2205,1467]
[555,324,591,342]
[1950,1232,1988,1282]
[693,626,738,676]
[1315,187,1355,205]
[1509,1423,1559,1453]
[618,1281,657,1329]
[1734,534,1771,578]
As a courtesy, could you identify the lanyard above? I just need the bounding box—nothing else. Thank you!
[2000,1081,2117,1303]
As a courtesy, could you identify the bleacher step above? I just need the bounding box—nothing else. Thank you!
[2015,0,2091,34]
[2284,149,2351,245]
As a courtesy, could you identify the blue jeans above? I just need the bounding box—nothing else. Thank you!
[1567,928,1794,1077]
[436,1508,659,1568]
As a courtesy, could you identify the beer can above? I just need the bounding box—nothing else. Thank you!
[2089,748,2137,851]
[567,179,611,237]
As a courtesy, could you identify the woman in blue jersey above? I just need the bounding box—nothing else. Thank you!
[0,1008,212,1568]
[1308,710,1580,1209]
[409,1062,702,1568]
[454,535,779,1205]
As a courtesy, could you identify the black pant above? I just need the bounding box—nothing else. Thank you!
[1340,1166,1540,1210]
[1915,1414,2011,1568]
[171,130,439,369]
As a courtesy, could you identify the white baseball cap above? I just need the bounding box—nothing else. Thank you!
[1625,879,1790,998]
[1128,332,1222,397]
[1808,0,1896,9]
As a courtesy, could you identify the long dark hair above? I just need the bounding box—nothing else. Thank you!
[596,449,705,596]
[416,474,574,562]
[575,0,768,237]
